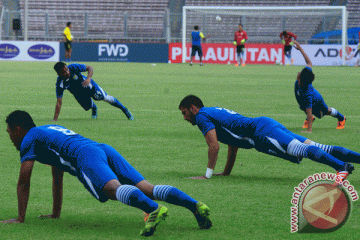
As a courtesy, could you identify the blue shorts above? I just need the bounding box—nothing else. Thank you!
[73,80,109,111]
[300,99,329,119]
[76,144,145,202]
[253,117,307,163]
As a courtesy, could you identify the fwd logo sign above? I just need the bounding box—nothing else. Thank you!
[98,44,128,56]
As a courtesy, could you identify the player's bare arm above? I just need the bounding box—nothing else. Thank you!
[302,108,313,133]
[39,166,64,219]
[213,145,238,176]
[189,129,219,180]
[293,40,312,68]
[81,65,94,87]
[0,160,35,224]
[53,97,62,121]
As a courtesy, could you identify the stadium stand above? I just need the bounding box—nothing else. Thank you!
[17,0,169,41]
[1,0,357,43]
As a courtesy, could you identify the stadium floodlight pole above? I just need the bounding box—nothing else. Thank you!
[24,0,28,41]
[182,6,348,65]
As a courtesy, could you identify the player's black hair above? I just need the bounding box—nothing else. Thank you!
[194,25,199,30]
[239,24,243,27]
[6,110,36,131]
[179,95,204,109]
[299,68,315,86]
[67,22,72,27]
[282,30,287,36]
[54,61,67,73]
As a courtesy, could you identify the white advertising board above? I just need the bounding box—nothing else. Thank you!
[0,41,59,61]
[292,45,359,66]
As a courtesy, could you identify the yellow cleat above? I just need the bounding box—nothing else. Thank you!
[140,206,168,237]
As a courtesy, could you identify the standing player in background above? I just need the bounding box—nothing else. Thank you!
[53,62,134,121]
[178,95,356,186]
[234,24,248,67]
[1,110,212,237]
[190,25,206,66]
[280,30,297,65]
[293,40,346,132]
[63,22,73,62]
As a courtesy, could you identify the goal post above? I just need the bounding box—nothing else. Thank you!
[182,6,348,65]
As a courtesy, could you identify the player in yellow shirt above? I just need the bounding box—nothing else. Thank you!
[63,22,73,62]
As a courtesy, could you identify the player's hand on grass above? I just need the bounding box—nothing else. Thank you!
[189,176,208,179]
[301,130,312,133]
[38,214,59,219]
[213,172,225,176]
[0,218,22,224]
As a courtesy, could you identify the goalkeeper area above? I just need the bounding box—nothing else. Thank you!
[0,61,359,239]
[182,6,348,64]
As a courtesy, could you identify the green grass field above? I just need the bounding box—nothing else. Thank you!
[0,61,359,239]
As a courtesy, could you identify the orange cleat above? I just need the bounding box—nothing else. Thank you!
[235,63,239,66]
[336,117,346,129]
[241,63,245,67]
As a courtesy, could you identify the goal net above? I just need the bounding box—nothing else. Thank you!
[182,6,348,65]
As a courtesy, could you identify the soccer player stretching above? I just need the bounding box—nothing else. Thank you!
[293,40,346,132]
[179,95,357,186]
[280,30,297,65]
[2,110,212,237]
[53,62,134,121]
[190,25,206,66]
[234,24,248,66]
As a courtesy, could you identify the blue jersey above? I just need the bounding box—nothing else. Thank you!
[195,107,307,163]
[20,125,145,202]
[20,125,99,175]
[294,67,323,109]
[191,31,203,47]
[195,107,264,148]
[55,63,96,98]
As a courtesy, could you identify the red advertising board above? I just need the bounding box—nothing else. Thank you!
[169,43,284,64]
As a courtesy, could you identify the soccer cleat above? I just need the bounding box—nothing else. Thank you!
[140,206,168,237]
[92,105,98,119]
[333,163,354,187]
[336,117,346,129]
[235,63,239,67]
[199,62,203,66]
[190,62,193,66]
[125,110,134,120]
[194,202,212,229]
[241,63,245,67]
[302,116,315,129]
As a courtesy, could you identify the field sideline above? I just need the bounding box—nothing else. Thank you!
[0,61,359,239]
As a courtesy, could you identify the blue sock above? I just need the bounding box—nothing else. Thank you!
[332,146,360,164]
[108,96,128,113]
[306,146,345,171]
[329,108,344,121]
[116,185,158,214]
[153,185,198,213]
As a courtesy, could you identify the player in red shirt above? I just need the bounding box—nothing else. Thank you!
[233,24,248,66]
[280,30,297,65]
